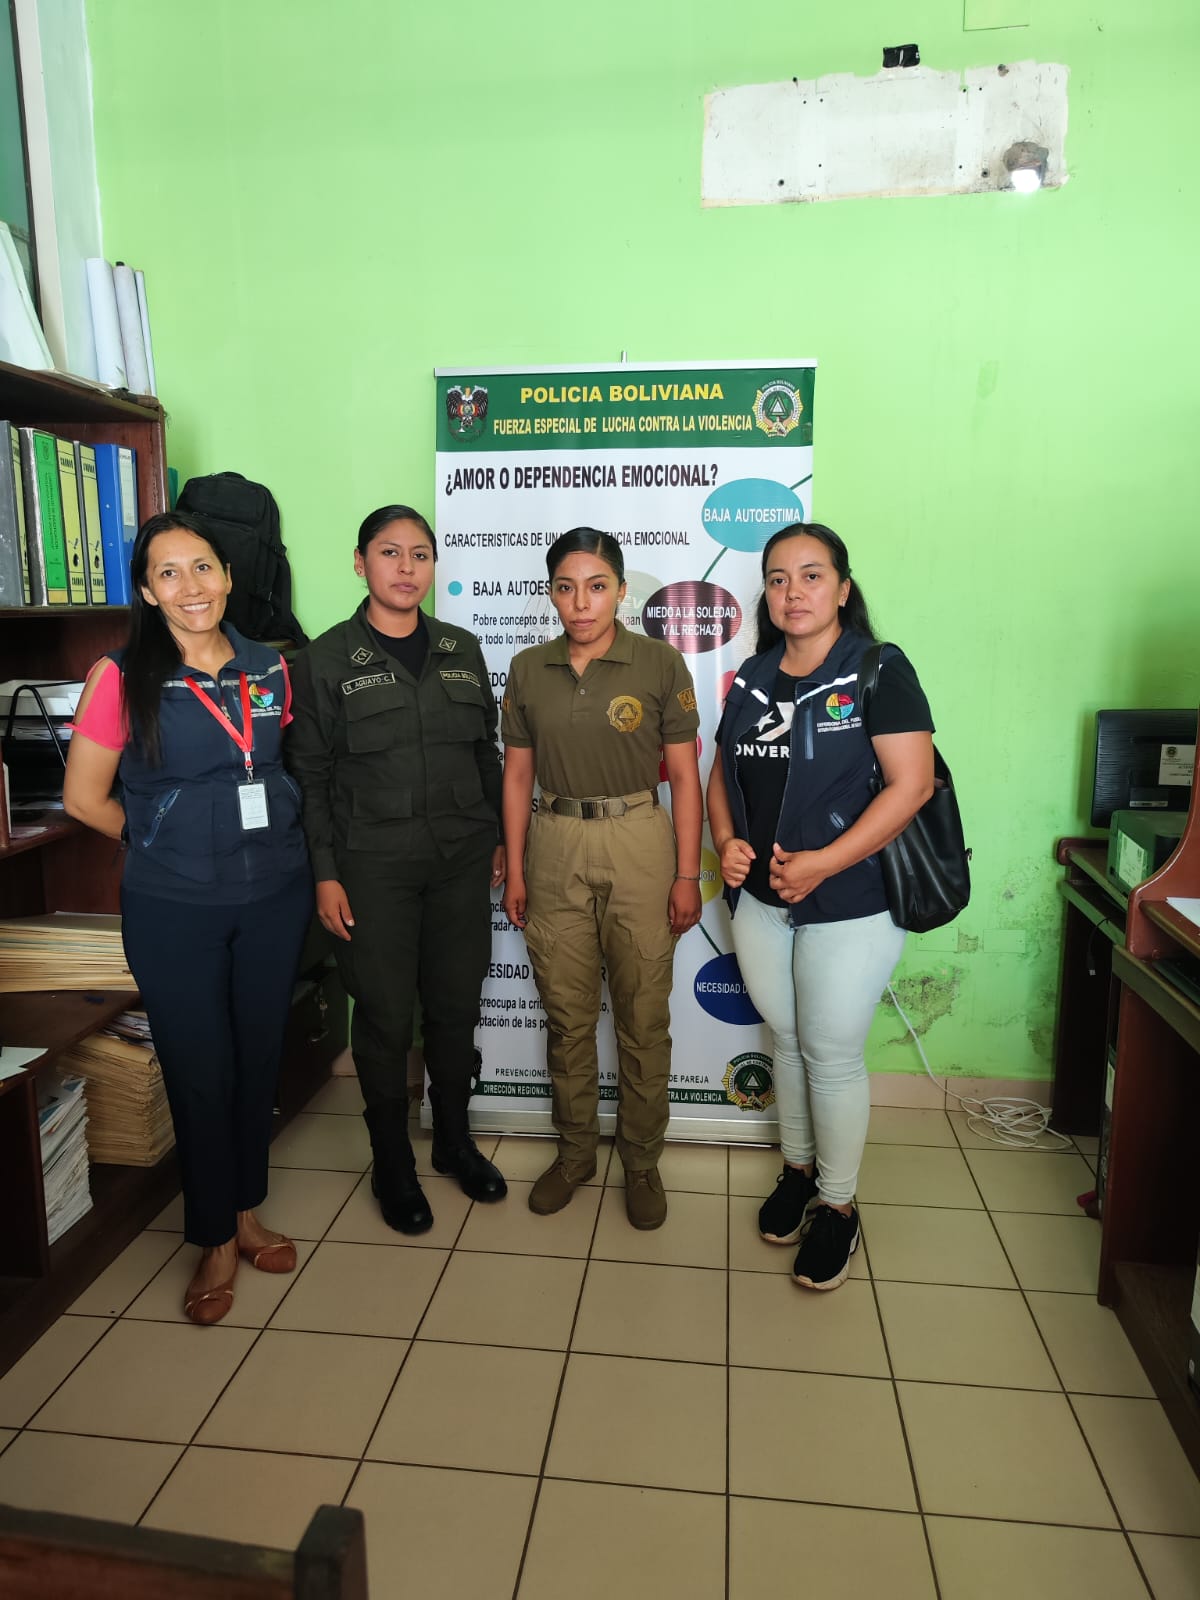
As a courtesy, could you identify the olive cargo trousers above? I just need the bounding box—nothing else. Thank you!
[521,794,678,1173]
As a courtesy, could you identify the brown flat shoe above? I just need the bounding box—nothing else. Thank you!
[238,1237,297,1273]
[184,1272,236,1325]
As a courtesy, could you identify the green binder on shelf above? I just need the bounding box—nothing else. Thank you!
[21,429,69,606]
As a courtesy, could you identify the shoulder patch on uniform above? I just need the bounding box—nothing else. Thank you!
[350,647,373,665]
[342,671,397,696]
[677,687,697,713]
[502,694,512,712]
[440,668,480,687]
[438,636,457,651]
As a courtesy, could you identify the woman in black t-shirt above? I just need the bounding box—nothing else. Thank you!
[706,523,935,1291]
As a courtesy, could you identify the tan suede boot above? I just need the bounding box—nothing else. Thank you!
[625,1168,667,1230]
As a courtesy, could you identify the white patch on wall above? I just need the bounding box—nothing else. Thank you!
[702,61,1068,206]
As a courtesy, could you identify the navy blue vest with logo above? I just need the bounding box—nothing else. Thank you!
[113,625,309,903]
[718,627,888,927]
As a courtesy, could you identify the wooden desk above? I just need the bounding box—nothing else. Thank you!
[1062,721,1200,1475]
[1102,942,1200,1473]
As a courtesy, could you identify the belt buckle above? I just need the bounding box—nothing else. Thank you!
[581,798,603,820]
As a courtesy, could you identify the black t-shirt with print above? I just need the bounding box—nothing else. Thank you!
[732,651,932,909]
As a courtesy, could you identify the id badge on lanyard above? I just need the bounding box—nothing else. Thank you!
[183,671,271,832]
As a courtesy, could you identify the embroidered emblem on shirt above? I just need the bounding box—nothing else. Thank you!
[438,636,456,651]
[825,692,854,721]
[502,695,512,713]
[248,684,274,710]
[607,694,643,733]
[440,669,480,687]
[341,672,398,696]
[351,647,373,665]
[677,687,697,714]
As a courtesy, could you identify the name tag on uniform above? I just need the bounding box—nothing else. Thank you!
[237,782,271,831]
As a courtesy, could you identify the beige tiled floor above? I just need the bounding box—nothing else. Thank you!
[2,1101,1196,1597]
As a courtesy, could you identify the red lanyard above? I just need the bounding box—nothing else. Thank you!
[183,672,256,780]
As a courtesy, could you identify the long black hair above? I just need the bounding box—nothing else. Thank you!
[357,505,437,558]
[545,527,625,583]
[123,510,230,766]
[754,522,876,653]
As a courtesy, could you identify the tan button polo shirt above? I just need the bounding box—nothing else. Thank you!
[502,622,699,798]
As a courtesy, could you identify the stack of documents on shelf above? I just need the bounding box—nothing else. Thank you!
[104,1009,153,1045]
[38,1071,92,1244]
[1,680,78,810]
[0,913,132,992]
[0,680,84,719]
[60,1016,173,1166]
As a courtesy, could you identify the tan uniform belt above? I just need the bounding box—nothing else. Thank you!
[538,789,659,820]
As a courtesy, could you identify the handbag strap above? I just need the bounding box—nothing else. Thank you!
[856,641,888,734]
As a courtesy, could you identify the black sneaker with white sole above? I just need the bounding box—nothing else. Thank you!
[792,1204,859,1290]
[758,1164,820,1243]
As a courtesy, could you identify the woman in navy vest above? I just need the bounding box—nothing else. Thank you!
[706,523,935,1292]
[64,511,312,1324]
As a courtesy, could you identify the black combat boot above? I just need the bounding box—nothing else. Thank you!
[429,1079,507,1203]
[364,1102,433,1234]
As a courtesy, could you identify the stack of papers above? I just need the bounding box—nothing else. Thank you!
[60,1021,174,1166]
[0,680,85,718]
[0,914,132,992]
[104,1010,154,1045]
[38,1072,92,1244]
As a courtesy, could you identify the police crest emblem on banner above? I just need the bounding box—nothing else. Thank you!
[446,384,489,440]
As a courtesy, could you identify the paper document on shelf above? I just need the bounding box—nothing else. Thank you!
[1166,898,1200,931]
[1,1045,45,1079]
[0,222,53,369]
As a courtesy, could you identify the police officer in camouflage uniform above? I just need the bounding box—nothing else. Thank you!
[287,506,507,1233]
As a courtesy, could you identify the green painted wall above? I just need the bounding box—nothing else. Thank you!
[85,1,1200,1081]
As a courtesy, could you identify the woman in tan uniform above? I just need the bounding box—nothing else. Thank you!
[502,528,702,1230]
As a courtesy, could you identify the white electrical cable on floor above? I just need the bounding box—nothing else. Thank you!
[886,983,1073,1151]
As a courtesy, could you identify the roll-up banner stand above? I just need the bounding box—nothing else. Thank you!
[434,360,815,1141]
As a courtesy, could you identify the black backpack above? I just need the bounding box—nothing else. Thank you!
[175,472,307,645]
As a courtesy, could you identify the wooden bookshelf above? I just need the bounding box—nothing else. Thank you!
[1,359,164,912]
[0,364,169,1370]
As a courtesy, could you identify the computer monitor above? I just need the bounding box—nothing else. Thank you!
[1091,708,1198,828]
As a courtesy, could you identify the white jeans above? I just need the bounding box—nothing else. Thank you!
[730,892,905,1206]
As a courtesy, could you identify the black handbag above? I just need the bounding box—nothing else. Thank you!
[857,643,971,933]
